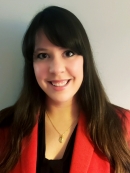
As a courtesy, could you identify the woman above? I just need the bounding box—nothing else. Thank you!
[0,6,130,173]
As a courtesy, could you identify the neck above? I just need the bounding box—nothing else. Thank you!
[46,98,80,121]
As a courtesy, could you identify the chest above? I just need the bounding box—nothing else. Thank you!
[9,113,113,173]
[45,114,77,160]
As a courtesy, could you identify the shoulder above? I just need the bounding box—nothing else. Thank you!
[0,106,14,127]
[123,109,130,146]
[121,108,130,131]
[0,107,14,149]
[114,105,130,144]
[113,104,130,119]
[115,105,130,127]
[123,109,130,134]
[115,106,130,124]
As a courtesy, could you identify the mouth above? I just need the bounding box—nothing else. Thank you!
[48,79,71,87]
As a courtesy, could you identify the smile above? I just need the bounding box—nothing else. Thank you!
[49,80,70,87]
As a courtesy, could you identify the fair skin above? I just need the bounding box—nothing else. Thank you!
[33,30,83,159]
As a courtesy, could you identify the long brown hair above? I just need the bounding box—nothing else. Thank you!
[0,6,130,173]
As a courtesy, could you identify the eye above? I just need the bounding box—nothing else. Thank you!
[64,50,75,57]
[37,53,49,59]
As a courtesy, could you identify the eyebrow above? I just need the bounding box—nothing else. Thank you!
[34,48,48,53]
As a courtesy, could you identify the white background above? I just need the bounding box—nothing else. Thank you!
[0,0,130,110]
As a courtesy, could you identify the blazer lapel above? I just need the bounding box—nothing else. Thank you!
[10,123,38,173]
[69,113,94,173]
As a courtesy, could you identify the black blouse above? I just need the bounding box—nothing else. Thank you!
[36,115,77,173]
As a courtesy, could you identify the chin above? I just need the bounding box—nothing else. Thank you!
[47,96,75,105]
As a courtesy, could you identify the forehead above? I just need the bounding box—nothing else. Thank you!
[35,30,53,49]
[35,29,49,44]
[34,29,64,52]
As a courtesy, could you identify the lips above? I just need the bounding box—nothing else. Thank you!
[48,80,70,87]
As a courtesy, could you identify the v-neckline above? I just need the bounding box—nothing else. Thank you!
[37,112,77,160]
[44,115,77,161]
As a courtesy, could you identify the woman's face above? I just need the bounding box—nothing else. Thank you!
[33,30,83,105]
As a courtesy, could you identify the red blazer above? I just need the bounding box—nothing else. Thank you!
[1,110,130,173]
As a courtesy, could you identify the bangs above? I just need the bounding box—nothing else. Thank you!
[23,6,87,62]
[38,6,84,55]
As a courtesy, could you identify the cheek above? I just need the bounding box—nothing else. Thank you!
[69,57,83,77]
[33,63,47,80]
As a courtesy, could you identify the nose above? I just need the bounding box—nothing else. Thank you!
[49,57,65,74]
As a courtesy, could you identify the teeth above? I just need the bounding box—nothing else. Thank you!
[51,80,68,86]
